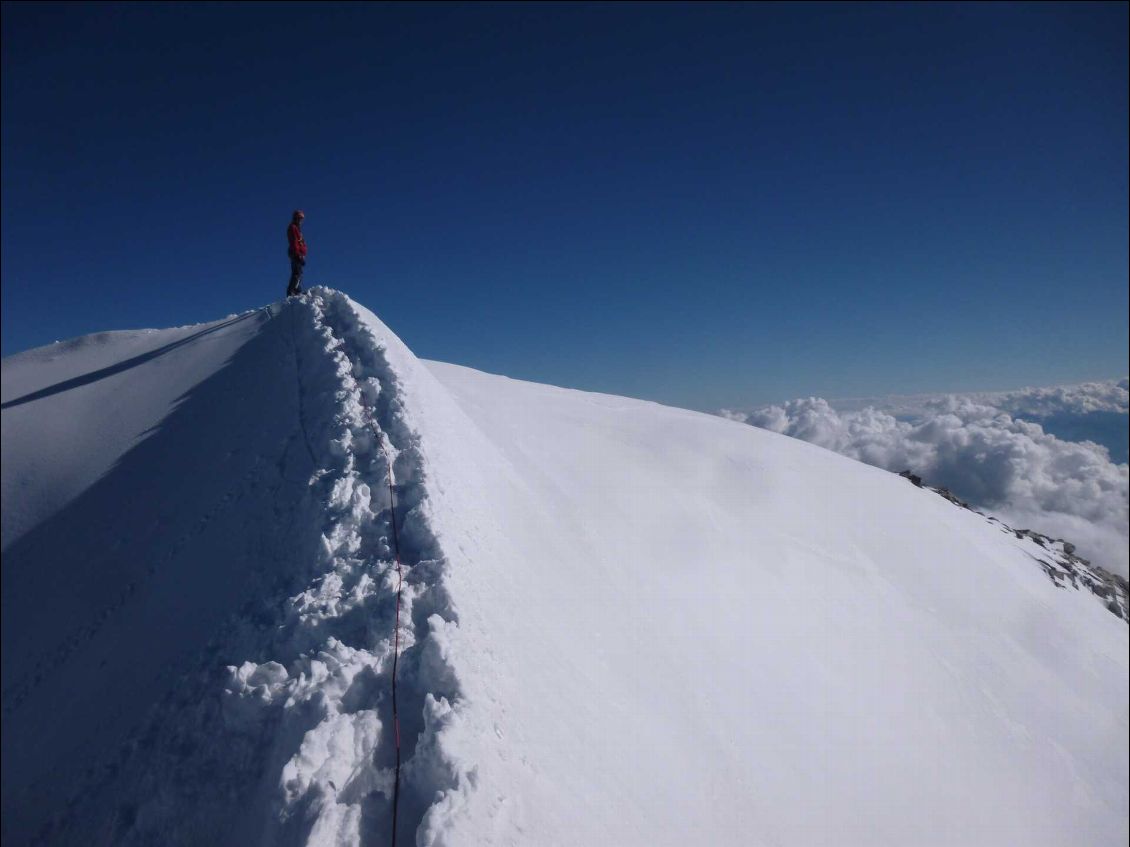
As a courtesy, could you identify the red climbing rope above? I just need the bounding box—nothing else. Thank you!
[385,448,406,846]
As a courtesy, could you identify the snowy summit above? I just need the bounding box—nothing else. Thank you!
[2,289,1127,846]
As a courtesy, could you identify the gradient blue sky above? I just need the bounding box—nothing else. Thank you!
[2,2,1126,410]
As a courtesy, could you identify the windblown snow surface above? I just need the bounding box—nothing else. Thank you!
[2,289,1127,846]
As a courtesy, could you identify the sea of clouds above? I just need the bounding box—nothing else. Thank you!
[722,379,1129,577]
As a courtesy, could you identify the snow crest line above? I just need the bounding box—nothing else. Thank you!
[222,289,469,846]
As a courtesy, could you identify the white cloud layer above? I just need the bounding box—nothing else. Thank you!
[989,378,1129,418]
[722,379,1129,577]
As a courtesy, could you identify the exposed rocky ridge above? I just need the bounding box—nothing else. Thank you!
[899,470,1129,621]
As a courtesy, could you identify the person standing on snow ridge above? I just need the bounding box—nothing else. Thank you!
[286,210,308,297]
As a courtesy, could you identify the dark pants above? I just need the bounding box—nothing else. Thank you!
[287,256,305,296]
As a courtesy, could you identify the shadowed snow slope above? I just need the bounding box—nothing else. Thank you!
[2,289,1127,847]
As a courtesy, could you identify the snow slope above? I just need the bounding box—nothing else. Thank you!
[2,289,1127,846]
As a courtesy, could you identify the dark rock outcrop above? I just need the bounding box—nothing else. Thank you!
[898,469,1129,622]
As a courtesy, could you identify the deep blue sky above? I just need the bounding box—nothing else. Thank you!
[2,2,1126,410]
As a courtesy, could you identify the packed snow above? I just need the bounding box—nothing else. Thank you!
[2,289,1127,846]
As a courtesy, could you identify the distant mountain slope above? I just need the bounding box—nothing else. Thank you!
[2,290,1126,846]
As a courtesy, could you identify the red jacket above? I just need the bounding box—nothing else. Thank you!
[287,223,307,259]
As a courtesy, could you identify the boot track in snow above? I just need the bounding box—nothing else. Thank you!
[222,288,468,845]
[49,289,472,847]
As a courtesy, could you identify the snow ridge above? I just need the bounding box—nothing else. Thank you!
[40,291,470,847]
[222,289,468,845]
[3,290,1127,846]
